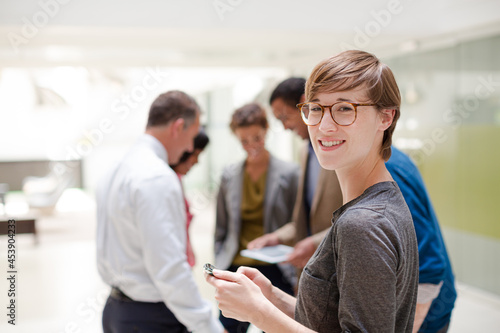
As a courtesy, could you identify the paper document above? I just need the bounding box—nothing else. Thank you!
[240,245,294,264]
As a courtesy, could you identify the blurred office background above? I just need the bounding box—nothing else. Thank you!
[0,0,499,332]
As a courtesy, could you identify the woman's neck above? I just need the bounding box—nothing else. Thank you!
[246,149,269,167]
[336,153,393,205]
[245,150,270,181]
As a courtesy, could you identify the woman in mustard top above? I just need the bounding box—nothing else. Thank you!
[214,102,300,333]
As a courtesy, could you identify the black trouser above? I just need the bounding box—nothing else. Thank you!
[420,321,450,333]
[436,322,450,333]
[219,264,294,333]
[103,287,189,333]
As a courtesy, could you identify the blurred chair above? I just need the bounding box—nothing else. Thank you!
[0,182,38,243]
[22,162,76,214]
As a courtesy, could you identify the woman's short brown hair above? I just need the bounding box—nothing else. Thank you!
[229,103,269,133]
[305,50,400,161]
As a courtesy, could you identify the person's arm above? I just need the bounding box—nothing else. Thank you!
[135,175,223,333]
[310,228,329,247]
[335,210,406,331]
[236,266,297,317]
[413,302,432,333]
[249,226,328,269]
[412,282,443,332]
[247,222,297,249]
[206,269,315,333]
[387,158,448,331]
[286,228,329,268]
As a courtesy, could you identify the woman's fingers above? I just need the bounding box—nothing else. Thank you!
[212,269,239,282]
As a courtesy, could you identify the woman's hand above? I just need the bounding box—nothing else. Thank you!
[205,267,310,333]
[236,266,273,300]
[247,233,280,249]
[205,268,272,326]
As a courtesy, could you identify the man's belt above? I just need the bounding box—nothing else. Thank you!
[110,287,134,302]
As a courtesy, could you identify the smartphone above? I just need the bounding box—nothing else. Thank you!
[203,263,216,276]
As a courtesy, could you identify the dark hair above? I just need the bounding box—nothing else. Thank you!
[169,128,210,167]
[305,50,400,161]
[269,77,306,108]
[229,103,268,133]
[146,90,200,129]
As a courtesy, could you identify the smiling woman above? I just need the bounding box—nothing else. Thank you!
[206,50,419,333]
[305,87,391,177]
[294,51,417,332]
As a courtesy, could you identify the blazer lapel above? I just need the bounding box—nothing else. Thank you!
[228,161,245,235]
[310,167,327,216]
[263,156,279,233]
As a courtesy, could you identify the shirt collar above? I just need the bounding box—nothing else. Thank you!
[139,134,168,163]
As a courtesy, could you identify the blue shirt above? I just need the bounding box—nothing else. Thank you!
[386,147,457,333]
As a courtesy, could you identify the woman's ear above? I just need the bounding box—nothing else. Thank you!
[379,108,395,131]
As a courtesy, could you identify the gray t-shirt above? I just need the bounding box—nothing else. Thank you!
[295,181,419,333]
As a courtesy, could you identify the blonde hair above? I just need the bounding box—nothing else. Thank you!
[305,50,400,161]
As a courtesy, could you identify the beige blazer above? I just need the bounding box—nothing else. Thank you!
[276,141,343,247]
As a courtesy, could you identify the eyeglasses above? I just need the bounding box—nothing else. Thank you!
[296,102,377,126]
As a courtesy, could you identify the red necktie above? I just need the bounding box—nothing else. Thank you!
[177,173,195,267]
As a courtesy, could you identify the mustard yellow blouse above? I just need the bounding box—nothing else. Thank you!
[231,169,270,266]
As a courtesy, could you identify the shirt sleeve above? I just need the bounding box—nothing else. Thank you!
[417,282,443,304]
[133,174,222,333]
[275,221,298,245]
[335,208,400,332]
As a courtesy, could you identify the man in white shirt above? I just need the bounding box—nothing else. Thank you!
[96,91,223,333]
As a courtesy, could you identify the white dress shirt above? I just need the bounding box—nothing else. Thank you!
[96,134,222,333]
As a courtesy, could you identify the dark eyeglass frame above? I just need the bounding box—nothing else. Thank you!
[296,102,377,126]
